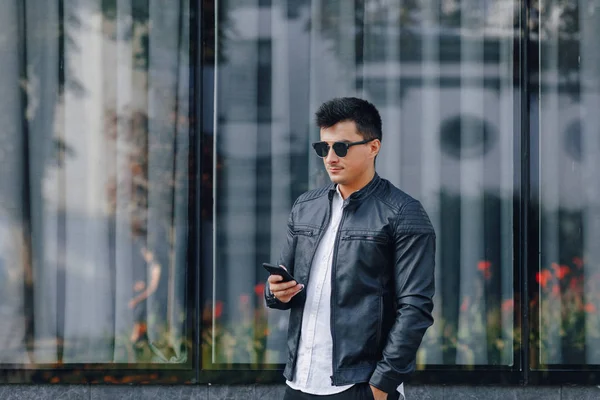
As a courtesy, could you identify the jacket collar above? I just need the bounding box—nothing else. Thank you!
[327,173,381,204]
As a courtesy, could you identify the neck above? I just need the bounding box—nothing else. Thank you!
[337,169,376,199]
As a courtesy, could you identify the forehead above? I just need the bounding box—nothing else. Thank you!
[319,120,362,142]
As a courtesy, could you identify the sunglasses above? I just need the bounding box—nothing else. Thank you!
[312,138,376,158]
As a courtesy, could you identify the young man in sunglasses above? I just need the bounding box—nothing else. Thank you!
[265,97,435,400]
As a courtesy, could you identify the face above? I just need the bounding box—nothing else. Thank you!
[319,120,380,190]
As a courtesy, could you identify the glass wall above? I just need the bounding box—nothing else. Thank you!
[208,0,518,369]
[533,0,600,368]
[3,0,600,385]
[0,0,192,369]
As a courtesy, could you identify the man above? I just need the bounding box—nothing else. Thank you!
[265,97,435,400]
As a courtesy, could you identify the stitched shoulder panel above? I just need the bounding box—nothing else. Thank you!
[374,179,434,235]
[294,185,332,204]
[396,200,435,235]
[372,178,415,212]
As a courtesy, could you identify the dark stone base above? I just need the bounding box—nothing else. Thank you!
[0,384,599,399]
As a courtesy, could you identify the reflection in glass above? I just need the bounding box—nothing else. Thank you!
[212,0,517,367]
[536,0,600,366]
[0,1,191,365]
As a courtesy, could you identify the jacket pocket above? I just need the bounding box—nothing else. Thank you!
[293,229,315,237]
[341,231,388,244]
[291,227,320,280]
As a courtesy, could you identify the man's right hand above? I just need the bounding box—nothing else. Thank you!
[267,266,304,303]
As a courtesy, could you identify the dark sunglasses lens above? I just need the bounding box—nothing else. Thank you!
[332,142,348,157]
[313,142,329,157]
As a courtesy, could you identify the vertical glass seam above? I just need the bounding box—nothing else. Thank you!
[520,0,531,385]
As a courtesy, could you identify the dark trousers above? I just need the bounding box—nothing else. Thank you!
[283,383,401,400]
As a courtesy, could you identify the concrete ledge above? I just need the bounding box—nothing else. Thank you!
[0,384,597,399]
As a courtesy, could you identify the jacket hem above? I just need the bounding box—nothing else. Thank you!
[368,369,404,395]
[331,365,376,385]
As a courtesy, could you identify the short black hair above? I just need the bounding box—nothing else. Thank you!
[315,97,382,142]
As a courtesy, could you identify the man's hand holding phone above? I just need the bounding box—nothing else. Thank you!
[264,263,304,303]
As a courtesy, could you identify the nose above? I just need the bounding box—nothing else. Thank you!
[325,146,339,163]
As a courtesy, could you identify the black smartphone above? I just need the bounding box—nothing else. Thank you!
[262,263,296,283]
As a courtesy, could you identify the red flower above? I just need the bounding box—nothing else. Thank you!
[557,266,570,280]
[478,260,492,280]
[502,299,514,313]
[584,303,596,313]
[478,260,491,271]
[214,301,223,318]
[570,278,577,290]
[569,276,582,291]
[240,294,250,305]
[536,269,552,288]
[551,284,560,297]
[254,282,266,297]
[551,263,570,280]
[573,257,584,269]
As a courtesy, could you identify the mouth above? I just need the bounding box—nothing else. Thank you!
[328,167,343,173]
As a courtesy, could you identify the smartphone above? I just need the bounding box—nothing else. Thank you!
[262,263,296,283]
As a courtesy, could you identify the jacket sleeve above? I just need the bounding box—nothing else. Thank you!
[369,200,436,394]
[264,203,306,310]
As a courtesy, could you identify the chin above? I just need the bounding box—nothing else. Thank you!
[328,175,345,184]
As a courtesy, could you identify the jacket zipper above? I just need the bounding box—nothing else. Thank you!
[330,207,347,386]
[376,295,383,352]
[294,229,314,236]
[341,234,387,243]
[291,198,332,380]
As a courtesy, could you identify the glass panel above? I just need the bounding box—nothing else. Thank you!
[0,0,192,366]
[211,0,518,368]
[535,0,600,366]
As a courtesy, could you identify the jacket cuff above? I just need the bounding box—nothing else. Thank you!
[368,369,402,395]
[264,282,291,310]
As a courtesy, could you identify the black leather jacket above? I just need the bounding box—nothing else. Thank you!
[265,174,435,395]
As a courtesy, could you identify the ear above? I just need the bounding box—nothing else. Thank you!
[369,139,381,159]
